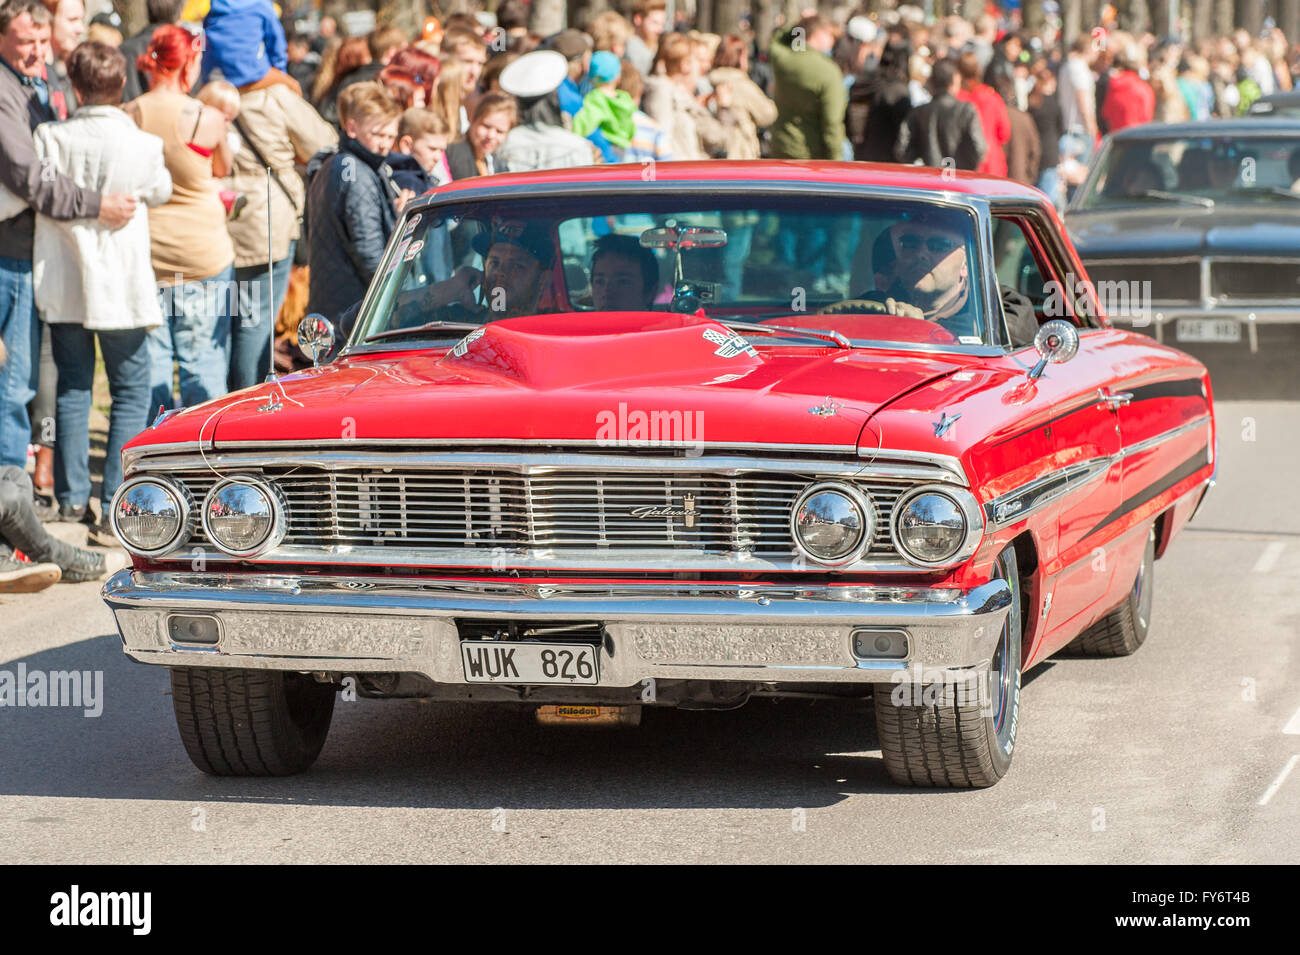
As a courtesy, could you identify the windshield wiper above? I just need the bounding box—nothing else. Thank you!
[361,320,482,343]
[1137,189,1215,208]
[718,320,852,349]
[1229,185,1300,201]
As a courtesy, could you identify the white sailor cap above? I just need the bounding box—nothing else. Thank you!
[499,50,569,99]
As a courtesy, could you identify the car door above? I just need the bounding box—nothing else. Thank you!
[987,210,1124,655]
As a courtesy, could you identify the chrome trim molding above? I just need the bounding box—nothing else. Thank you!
[983,414,1212,528]
[102,570,1014,686]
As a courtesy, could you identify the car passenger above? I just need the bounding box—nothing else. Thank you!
[589,234,659,311]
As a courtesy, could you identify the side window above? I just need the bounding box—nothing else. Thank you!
[991,216,1054,349]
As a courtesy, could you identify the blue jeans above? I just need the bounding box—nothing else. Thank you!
[149,264,235,418]
[1038,167,1062,209]
[50,324,151,510]
[230,245,295,392]
[0,256,39,469]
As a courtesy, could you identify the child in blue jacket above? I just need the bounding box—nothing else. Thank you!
[201,0,295,91]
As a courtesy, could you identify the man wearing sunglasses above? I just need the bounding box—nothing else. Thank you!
[826,215,1038,347]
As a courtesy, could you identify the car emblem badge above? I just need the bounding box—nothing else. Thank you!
[933,411,961,437]
[702,327,758,359]
[628,492,698,527]
[808,397,840,416]
[682,492,696,528]
[452,327,486,357]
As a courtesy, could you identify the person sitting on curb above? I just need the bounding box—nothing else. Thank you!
[0,341,120,593]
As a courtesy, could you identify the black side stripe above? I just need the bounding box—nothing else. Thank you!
[1126,378,1206,403]
[1085,444,1211,540]
[991,378,1204,449]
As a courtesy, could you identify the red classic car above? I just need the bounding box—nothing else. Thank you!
[102,161,1215,788]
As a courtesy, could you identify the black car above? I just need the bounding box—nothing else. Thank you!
[1248,92,1300,118]
[1065,119,1300,397]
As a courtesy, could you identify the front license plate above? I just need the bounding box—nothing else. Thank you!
[461,641,599,684]
[1176,317,1240,342]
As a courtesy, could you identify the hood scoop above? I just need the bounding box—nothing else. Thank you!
[437,312,764,390]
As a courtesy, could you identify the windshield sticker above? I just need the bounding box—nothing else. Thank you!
[959,335,982,344]
[403,240,425,261]
[452,327,486,357]
[702,327,758,359]
[402,214,421,233]
[386,238,411,274]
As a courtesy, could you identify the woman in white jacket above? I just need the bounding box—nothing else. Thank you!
[30,41,171,533]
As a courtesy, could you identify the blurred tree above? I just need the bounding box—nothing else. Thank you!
[531,0,565,34]
[1023,0,1046,33]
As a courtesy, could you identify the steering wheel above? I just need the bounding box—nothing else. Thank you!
[819,297,928,321]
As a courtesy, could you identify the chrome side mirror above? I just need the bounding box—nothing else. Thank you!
[297,313,335,367]
[1028,320,1079,380]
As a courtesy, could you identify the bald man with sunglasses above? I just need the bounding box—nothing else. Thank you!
[824,217,1039,347]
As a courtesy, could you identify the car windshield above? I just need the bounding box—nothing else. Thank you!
[350,193,993,352]
[1077,135,1300,208]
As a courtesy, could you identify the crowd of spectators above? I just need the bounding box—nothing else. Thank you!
[1,0,1297,592]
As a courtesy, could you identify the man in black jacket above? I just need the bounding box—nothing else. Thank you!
[894,57,986,172]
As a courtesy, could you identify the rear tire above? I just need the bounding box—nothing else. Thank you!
[1065,526,1155,657]
[874,547,1022,788]
[170,667,335,776]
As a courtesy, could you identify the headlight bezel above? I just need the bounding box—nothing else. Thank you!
[890,484,983,568]
[201,475,287,558]
[789,481,876,567]
[109,475,194,557]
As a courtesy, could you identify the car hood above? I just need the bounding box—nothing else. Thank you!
[1066,205,1300,258]
[179,313,969,452]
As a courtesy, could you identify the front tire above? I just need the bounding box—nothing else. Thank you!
[874,547,1022,788]
[1065,526,1155,657]
[170,668,335,776]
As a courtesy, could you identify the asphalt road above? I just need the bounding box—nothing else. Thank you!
[1,400,1296,864]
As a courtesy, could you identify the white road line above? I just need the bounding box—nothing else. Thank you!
[1284,706,1300,735]
[1258,755,1300,806]
[1252,541,1286,574]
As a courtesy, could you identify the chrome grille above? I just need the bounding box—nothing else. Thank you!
[1210,259,1300,300]
[1082,260,1200,303]
[171,466,913,559]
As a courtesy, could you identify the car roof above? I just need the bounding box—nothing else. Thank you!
[1109,118,1300,139]
[414,160,1048,208]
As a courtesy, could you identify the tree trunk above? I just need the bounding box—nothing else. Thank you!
[1236,0,1264,37]
[529,0,566,36]
[1022,0,1046,34]
[1191,0,1211,41]
[570,0,611,32]
[378,0,426,42]
[1061,0,1083,46]
[1212,0,1234,36]
[1282,0,1300,55]
[1123,0,1151,33]
[713,0,745,35]
[696,0,712,33]
[113,0,146,37]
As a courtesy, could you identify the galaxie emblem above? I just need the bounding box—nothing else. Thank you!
[630,493,697,528]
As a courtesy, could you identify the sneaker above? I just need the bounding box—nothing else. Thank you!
[57,547,107,584]
[32,495,60,523]
[0,555,62,593]
[86,520,119,548]
[58,503,90,524]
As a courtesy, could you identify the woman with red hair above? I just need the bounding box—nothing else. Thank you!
[125,24,235,414]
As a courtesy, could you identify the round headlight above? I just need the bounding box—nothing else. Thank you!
[894,491,968,565]
[790,482,874,565]
[111,477,191,556]
[202,477,285,557]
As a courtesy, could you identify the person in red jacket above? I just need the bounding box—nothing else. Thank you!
[956,51,1010,178]
[1100,46,1155,133]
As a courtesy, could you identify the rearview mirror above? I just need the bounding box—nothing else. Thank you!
[639,226,728,250]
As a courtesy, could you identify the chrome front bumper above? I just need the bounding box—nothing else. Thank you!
[102,570,1012,686]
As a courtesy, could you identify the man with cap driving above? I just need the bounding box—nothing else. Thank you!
[414,216,556,322]
[494,49,598,171]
